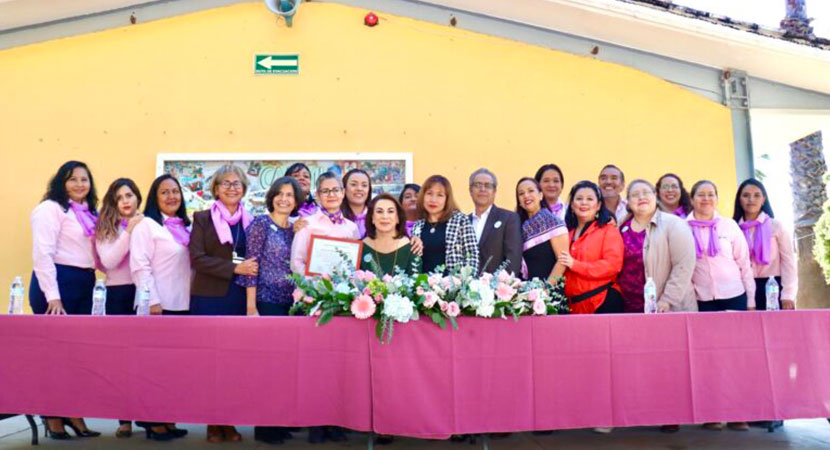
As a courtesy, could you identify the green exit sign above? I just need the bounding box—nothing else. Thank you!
[255,54,299,74]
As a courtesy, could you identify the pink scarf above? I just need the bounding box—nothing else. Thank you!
[68,201,98,237]
[164,217,190,247]
[739,216,772,266]
[210,201,253,245]
[688,219,720,259]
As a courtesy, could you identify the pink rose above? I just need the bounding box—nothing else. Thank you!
[446,301,461,317]
[452,276,462,287]
[439,300,448,311]
[382,274,393,283]
[480,272,493,284]
[423,292,438,309]
[321,272,331,281]
[496,283,515,301]
[351,295,377,320]
[364,272,377,282]
[416,286,425,296]
[428,274,442,287]
[533,299,546,315]
[292,289,305,304]
[527,289,539,302]
[303,296,315,304]
[497,270,511,283]
[374,294,384,304]
[442,278,452,290]
[362,287,372,296]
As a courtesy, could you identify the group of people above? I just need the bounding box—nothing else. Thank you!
[28,159,798,443]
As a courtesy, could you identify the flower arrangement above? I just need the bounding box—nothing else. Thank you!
[289,254,568,343]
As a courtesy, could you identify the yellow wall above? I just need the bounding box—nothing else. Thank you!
[0,2,736,311]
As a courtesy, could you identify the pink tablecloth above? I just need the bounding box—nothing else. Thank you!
[369,312,830,437]
[0,315,373,429]
[1,312,829,437]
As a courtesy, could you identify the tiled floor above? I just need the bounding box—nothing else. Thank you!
[1,417,829,449]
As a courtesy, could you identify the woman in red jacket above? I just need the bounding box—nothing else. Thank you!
[559,181,624,314]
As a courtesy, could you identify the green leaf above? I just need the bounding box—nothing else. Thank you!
[375,319,384,340]
[322,278,333,291]
[317,309,334,326]
[449,316,458,330]
[429,311,446,329]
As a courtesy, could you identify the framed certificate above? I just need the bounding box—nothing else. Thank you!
[306,235,364,276]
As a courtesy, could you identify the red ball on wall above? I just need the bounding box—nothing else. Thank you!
[364,12,379,27]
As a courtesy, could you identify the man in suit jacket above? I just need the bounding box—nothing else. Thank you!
[468,168,522,276]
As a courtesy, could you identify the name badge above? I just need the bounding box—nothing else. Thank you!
[494,220,502,229]
[232,251,245,264]
[270,224,279,232]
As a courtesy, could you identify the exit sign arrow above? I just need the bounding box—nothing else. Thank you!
[255,54,299,74]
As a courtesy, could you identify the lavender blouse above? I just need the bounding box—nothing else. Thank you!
[240,215,296,305]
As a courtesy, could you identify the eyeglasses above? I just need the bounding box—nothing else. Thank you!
[319,188,343,196]
[220,181,243,190]
[628,190,655,199]
[660,184,680,191]
[471,182,495,191]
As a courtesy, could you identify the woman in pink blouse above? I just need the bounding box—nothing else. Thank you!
[94,178,144,438]
[291,172,360,278]
[687,180,755,314]
[29,161,102,440]
[734,179,797,311]
[129,174,191,440]
[688,180,755,431]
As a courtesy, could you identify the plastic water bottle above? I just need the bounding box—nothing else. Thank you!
[91,279,107,316]
[8,276,24,315]
[136,283,151,316]
[765,277,780,311]
[644,277,658,314]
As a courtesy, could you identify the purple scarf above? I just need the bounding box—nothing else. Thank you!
[322,209,345,225]
[353,211,367,238]
[210,201,252,245]
[688,219,720,259]
[673,207,687,219]
[549,201,564,216]
[68,201,98,237]
[298,200,319,218]
[120,218,129,230]
[164,217,190,247]
[405,220,416,237]
[739,217,772,266]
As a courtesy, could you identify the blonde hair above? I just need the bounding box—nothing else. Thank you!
[209,164,250,197]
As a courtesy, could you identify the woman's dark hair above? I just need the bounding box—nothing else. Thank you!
[416,175,460,223]
[656,173,692,215]
[43,160,98,213]
[514,177,543,224]
[365,194,407,239]
[144,174,190,226]
[534,164,564,209]
[690,180,718,198]
[341,168,373,221]
[285,162,316,208]
[96,178,142,242]
[733,178,775,221]
[265,176,303,215]
[398,183,421,204]
[564,180,614,232]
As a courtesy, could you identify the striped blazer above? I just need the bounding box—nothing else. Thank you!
[412,211,480,274]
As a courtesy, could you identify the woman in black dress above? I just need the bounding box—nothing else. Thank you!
[515,177,568,282]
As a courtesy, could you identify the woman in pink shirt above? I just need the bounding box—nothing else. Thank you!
[29,161,102,440]
[688,180,754,431]
[734,179,797,311]
[341,168,373,238]
[289,171,357,444]
[687,180,755,314]
[95,179,144,316]
[129,174,191,441]
[291,172,360,279]
[94,178,144,439]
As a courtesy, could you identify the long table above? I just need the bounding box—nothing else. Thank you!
[1,312,829,438]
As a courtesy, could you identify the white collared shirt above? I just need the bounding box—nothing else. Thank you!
[471,205,493,243]
[613,198,629,225]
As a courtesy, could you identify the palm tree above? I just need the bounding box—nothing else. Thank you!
[788,131,830,308]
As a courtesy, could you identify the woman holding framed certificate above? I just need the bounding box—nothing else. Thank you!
[360,193,419,275]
